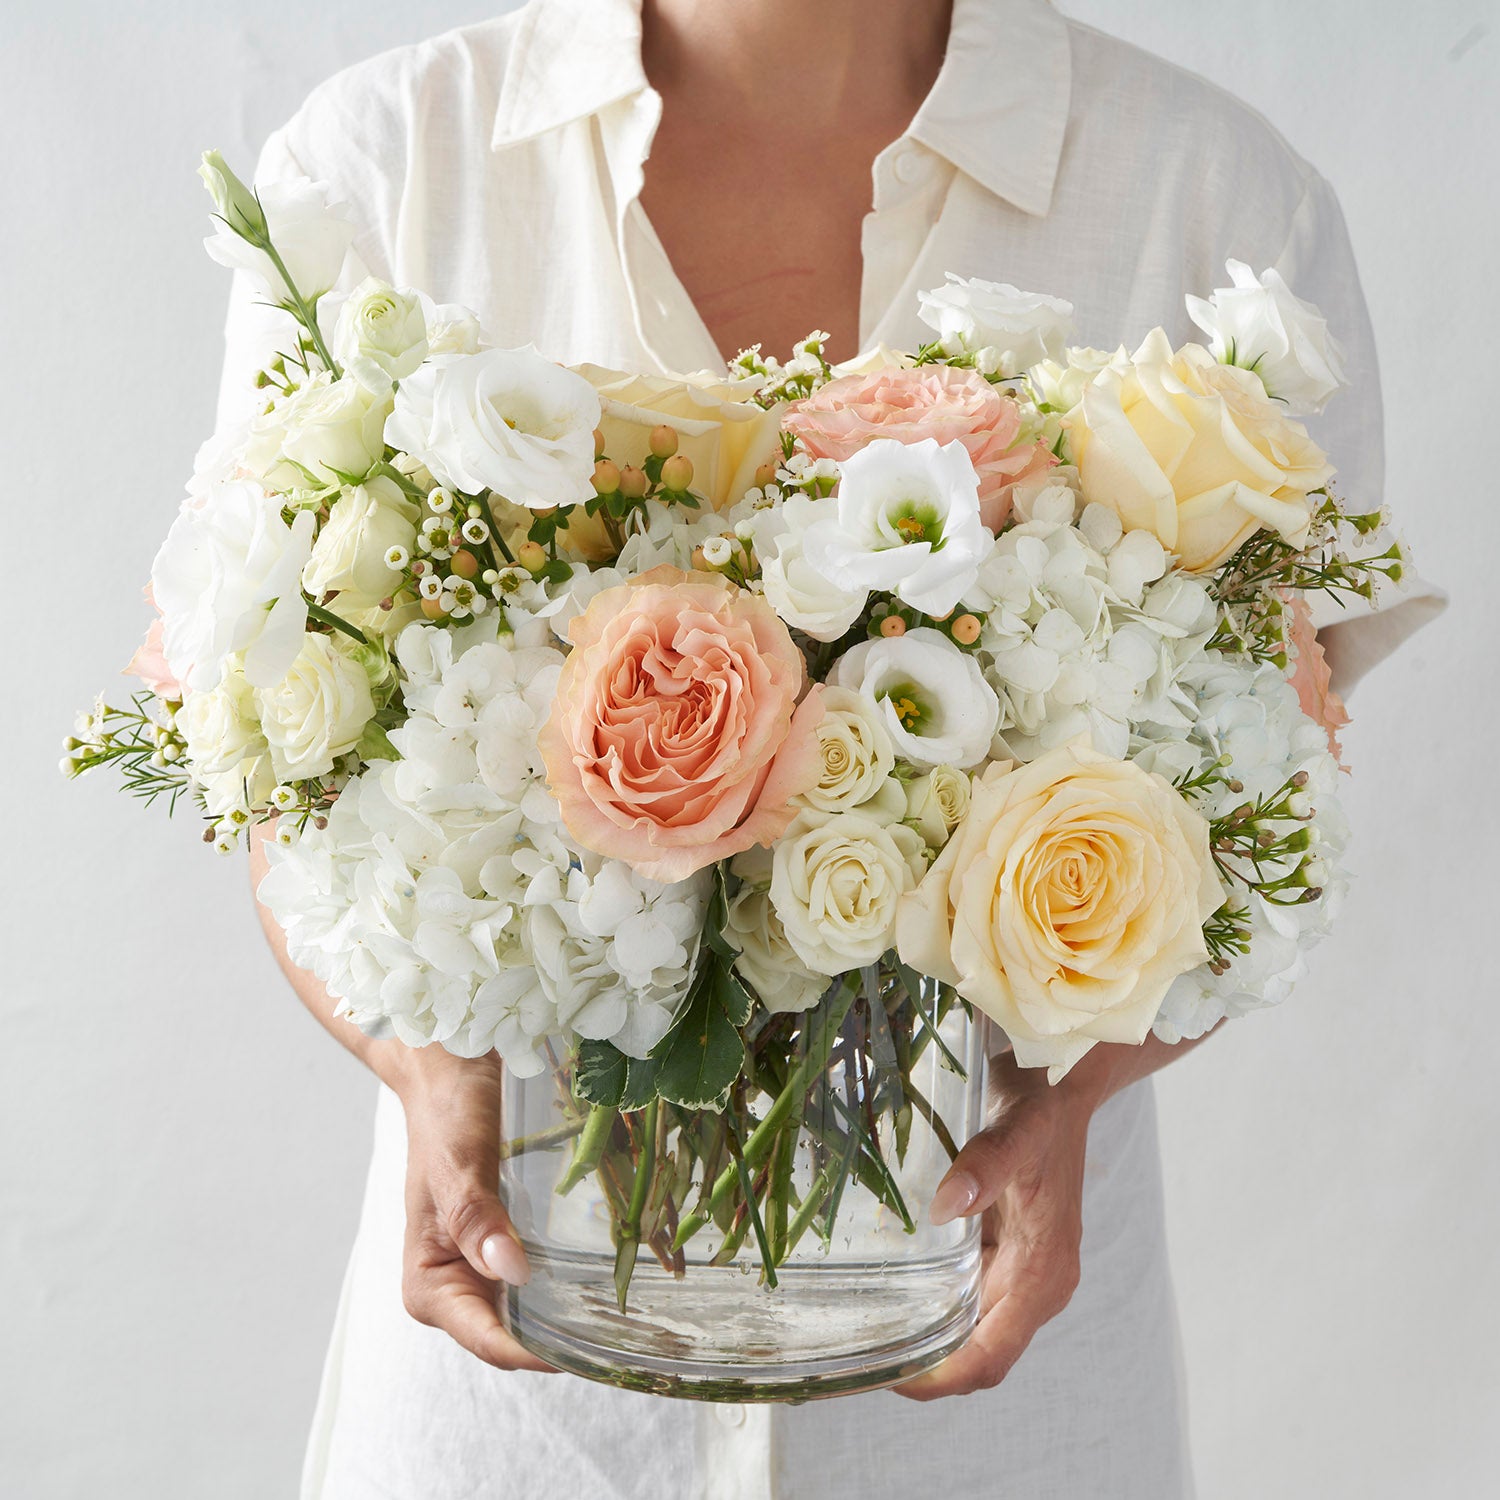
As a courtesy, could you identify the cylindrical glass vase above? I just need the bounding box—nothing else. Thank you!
[499,980,986,1402]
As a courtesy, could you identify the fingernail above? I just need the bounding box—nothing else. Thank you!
[929,1170,981,1226]
[481,1232,530,1286]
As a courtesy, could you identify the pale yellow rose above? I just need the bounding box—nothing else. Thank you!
[1068,328,1334,573]
[896,740,1222,1081]
[572,365,786,511]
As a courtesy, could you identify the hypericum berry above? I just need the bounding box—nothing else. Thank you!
[592,459,621,495]
[649,423,679,458]
[619,465,649,500]
[753,459,779,489]
[449,548,480,579]
[879,614,908,638]
[517,540,547,573]
[950,613,982,646]
[593,427,607,459]
[660,453,694,491]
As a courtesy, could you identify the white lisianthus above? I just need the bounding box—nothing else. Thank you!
[333,277,429,393]
[724,847,828,1014]
[917,273,1073,374]
[769,809,928,976]
[152,478,314,691]
[758,495,868,642]
[254,631,378,781]
[243,372,390,490]
[802,438,990,617]
[387,348,601,507]
[1185,260,1347,416]
[903,764,970,850]
[201,165,354,303]
[796,685,897,813]
[830,627,1000,769]
[302,476,419,615]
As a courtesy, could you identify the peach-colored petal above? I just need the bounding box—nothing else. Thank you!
[1286,595,1350,767]
[123,586,182,700]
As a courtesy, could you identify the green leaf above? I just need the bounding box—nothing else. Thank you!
[575,1040,628,1107]
[714,958,753,1029]
[650,961,746,1111]
[619,1054,661,1112]
[355,721,399,763]
[703,868,740,963]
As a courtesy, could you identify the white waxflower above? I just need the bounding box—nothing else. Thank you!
[201,167,354,303]
[1185,260,1347,416]
[769,808,928,976]
[333,277,429,393]
[386,348,601,507]
[802,437,990,617]
[917,273,1074,374]
[830,627,999,770]
[151,478,314,691]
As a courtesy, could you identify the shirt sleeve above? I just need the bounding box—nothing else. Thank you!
[1272,172,1445,692]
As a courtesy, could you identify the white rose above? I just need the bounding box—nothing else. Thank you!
[254,632,377,781]
[387,348,600,507]
[1029,347,1129,415]
[802,437,990,617]
[724,848,828,1013]
[830,627,1000,769]
[904,764,970,850]
[333,277,428,393]
[769,809,927,976]
[1186,260,1347,416]
[796,685,896,813]
[917,273,1073,374]
[243,373,391,491]
[180,660,264,777]
[151,478,314,691]
[302,476,418,612]
[758,494,868,641]
[202,172,354,303]
[422,298,483,357]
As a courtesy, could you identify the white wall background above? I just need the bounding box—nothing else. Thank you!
[2,2,1494,1495]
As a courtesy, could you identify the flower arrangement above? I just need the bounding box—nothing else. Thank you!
[68,157,1407,1316]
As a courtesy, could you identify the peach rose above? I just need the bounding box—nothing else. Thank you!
[539,568,825,882]
[783,365,1055,530]
[124,585,182,701]
[896,741,1222,1081]
[1286,595,1349,766]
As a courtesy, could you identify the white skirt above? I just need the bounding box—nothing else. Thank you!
[302,1079,1193,1500]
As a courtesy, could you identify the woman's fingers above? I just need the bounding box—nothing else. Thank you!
[928,1119,1021,1224]
[402,1239,556,1373]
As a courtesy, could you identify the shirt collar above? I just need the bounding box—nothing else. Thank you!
[492,0,1072,218]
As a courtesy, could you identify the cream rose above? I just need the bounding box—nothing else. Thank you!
[724,848,829,1013]
[575,365,786,510]
[244,373,391,491]
[180,659,265,778]
[796,685,897,814]
[896,741,1222,1080]
[254,632,378,781]
[333,277,428,393]
[903,764,971,850]
[770,808,928,976]
[302,476,418,617]
[1069,329,1334,573]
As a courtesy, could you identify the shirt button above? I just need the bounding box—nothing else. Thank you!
[715,1403,746,1428]
[893,146,926,185]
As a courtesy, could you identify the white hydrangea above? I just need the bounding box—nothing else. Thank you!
[1133,654,1349,1043]
[971,483,1218,762]
[258,620,708,1072]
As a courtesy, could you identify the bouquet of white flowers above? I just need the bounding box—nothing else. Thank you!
[67,155,1406,1394]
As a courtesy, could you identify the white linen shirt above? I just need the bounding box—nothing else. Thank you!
[217,2,1440,1496]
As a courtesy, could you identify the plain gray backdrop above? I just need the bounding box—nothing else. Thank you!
[2,2,1495,1495]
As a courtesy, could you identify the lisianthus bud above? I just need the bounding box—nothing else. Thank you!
[199,150,266,240]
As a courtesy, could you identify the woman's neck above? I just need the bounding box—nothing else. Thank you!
[642,0,953,127]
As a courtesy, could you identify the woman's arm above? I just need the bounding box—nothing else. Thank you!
[247,825,555,1374]
[897,1028,1215,1401]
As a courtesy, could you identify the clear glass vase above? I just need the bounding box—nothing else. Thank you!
[498,979,987,1402]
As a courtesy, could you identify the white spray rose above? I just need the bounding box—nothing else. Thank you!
[802,437,991,617]
[254,632,377,781]
[243,373,390,491]
[422,298,483,357]
[386,348,600,507]
[903,764,971,850]
[302,476,418,612]
[333,277,428,393]
[830,627,1000,770]
[151,479,314,691]
[202,169,354,303]
[180,660,264,777]
[1186,260,1347,416]
[796,685,896,813]
[769,809,928,976]
[724,847,828,1014]
[917,273,1073,374]
[759,495,868,642]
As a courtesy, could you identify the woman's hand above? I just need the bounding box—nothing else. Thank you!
[391,1047,558,1374]
[896,1050,1094,1401]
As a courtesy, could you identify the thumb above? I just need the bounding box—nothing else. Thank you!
[423,1118,533,1287]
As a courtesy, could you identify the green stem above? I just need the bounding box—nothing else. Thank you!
[474,491,517,565]
[497,1117,586,1161]
[613,1098,658,1311]
[726,1122,778,1289]
[557,1104,615,1195]
[255,233,341,376]
[305,599,369,645]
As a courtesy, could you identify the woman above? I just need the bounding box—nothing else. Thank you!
[234,2,1437,1495]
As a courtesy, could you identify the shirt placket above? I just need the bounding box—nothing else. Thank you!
[860,139,956,353]
[698,1401,775,1500]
